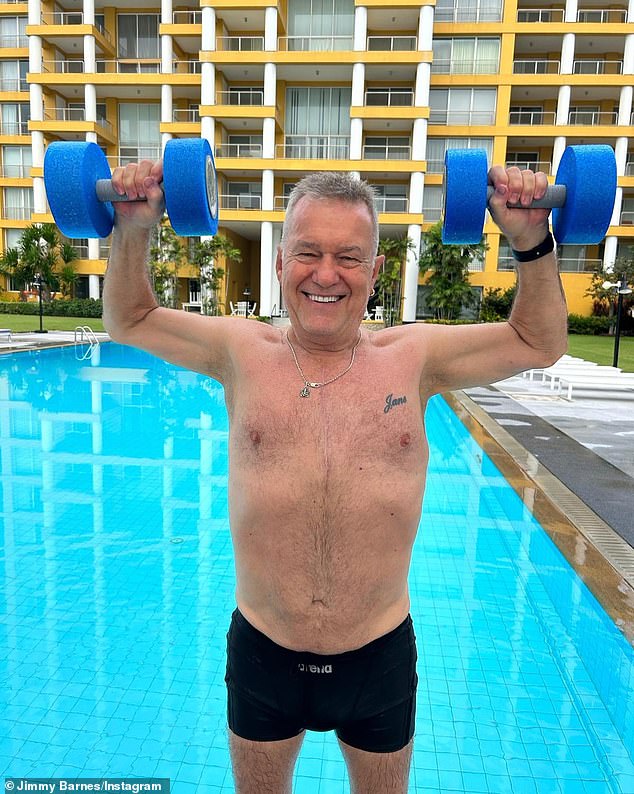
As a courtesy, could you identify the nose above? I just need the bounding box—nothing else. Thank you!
[312,254,340,288]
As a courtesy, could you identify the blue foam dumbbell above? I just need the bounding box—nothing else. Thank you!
[442,145,617,246]
[43,138,219,239]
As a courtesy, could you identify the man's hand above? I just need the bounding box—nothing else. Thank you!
[110,159,166,231]
[487,165,550,252]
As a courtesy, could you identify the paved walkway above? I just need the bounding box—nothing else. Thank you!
[467,372,634,547]
[0,329,110,353]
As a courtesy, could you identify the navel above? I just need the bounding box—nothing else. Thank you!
[249,429,262,446]
[399,432,411,448]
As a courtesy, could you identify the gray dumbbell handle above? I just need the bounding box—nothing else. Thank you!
[96,178,163,203]
[487,184,566,209]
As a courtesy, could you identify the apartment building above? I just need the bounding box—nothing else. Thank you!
[0,0,633,318]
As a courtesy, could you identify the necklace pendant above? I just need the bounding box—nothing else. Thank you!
[299,385,311,398]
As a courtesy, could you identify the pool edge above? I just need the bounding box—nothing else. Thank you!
[447,389,634,647]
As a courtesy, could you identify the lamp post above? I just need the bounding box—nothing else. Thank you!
[602,275,632,368]
[34,273,46,334]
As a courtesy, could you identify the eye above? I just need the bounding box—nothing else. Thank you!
[338,256,363,268]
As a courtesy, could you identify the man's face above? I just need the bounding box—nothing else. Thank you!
[276,197,383,343]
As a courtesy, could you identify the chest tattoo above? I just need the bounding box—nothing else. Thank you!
[384,393,407,414]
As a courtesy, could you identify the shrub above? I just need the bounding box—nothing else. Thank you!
[567,314,611,335]
[0,298,102,317]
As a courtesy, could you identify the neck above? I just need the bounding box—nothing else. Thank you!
[287,326,362,358]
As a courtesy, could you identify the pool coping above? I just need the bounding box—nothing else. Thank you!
[448,389,634,647]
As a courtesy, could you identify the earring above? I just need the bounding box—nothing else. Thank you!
[369,287,376,298]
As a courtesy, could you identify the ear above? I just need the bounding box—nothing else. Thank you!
[371,254,384,289]
[275,246,283,283]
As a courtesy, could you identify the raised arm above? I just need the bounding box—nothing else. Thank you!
[102,158,234,379]
[420,164,568,394]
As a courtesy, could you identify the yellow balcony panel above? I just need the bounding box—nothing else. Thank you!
[431,74,504,87]
[378,212,421,224]
[0,91,29,102]
[356,159,426,175]
[351,106,428,121]
[510,73,634,88]
[219,209,282,223]
[26,24,114,56]
[201,104,274,121]
[0,47,28,58]
[200,50,269,65]
[0,133,30,144]
[515,22,634,35]
[30,213,53,225]
[160,122,201,136]
[214,156,270,171]
[160,24,202,37]
[0,177,31,187]
[0,4,28,12]
[359,0,432,6]
[30,167,43,178]
[611,224,634,239]
[201,0,277,8]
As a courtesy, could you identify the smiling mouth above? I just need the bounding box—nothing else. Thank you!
[304,293,345,303]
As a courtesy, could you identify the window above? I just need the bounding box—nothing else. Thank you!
[0,16,27,48]
[285,86,351,158]
[506,152,541,171]
[435,0,502,23]
[422,186,443,222]
[497,241,515,271]
[364,136,410,160]
[426,138,493,174]
[1,103,30,135]
[224,181,262,210]
[225,135,263,157]
[0,60,28,92]
[117,14,159,58]
[2,145,32,178]
[432,38,500,74]
[568,105,600,125]
[430,89,496,125]
[373,185,408,213]
[287,0,354,49]
[4,228,22,250]
[3,187,33,220]
[365,87,413,107]
[509,105,543,125]
[118,104,160,164]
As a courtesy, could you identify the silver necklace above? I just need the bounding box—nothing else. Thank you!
[285,330,362,398]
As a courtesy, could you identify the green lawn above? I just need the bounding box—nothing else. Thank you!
[567,334,634,373]
[0,313,105,333]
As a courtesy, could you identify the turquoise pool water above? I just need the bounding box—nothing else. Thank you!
[1,342,634,793]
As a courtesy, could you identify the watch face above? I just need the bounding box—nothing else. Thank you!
[205,154,218,219]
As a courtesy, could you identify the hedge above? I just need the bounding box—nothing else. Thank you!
[0,299,103,318]
[567,314,612,335]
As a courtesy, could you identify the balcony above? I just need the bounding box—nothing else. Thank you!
[220,194,262,210]
[274,195,291,210]
[568,110,618,125]
[41,59,86,74]
[172,108,200,123]
[172,10,202,24]
[572,60,623,75]
[0,121,29,136]
[0,34,28,48]
[430,110,496,126]
[621,211,634,226]
[363,143,411,160]
[374,196,409,213]
[218,88,264,106]
[215,142,263,158]
[277,135,350,160]
[216,36,264,52]
[366,35,417,52]
[626,161,634,176]
[516,9,564,22]
[558,257,602,273]
[365,89,413,107]
[513,60,560,74]
[506,159,552,172]
[436,7,502,22]
[0,77,29,92]
[278,35,353,51]
[509,110,556,125]
[577,8,628,23]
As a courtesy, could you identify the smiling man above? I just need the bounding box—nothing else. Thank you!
[104,167,567,793]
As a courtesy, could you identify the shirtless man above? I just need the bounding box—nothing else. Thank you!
[103,162,567,793]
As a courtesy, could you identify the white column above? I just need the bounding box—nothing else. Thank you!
[200,6,216,148]
[262,169,274,211]
[418,6,434,50]
[617,86,633,125]
[555,85,571,126]
[350,62,364,160]
[265,7,277,51]
[88,239,99,260]
[629,0,634,22]
[201,6,216,49]
[263,62,277,158]
[560,32,575,73]
[353,6,367,51]
[89,274,101,298]
[603,237,618,273]
[552,137,567,173]
[402,225,422,323]
[564,0,579,23]
[161,0,172,23]
[28,7,46,215]
[260,221,274,316]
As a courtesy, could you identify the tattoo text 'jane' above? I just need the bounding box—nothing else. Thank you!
[384,393,407,414]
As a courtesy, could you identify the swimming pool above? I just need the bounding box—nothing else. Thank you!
[1,342,633,793]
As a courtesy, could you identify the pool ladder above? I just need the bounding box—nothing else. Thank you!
[74,325,100,360]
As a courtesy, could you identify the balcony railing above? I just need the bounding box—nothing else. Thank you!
[422,206,442,221]
[1,164,31,177]
[172,10,202,24]
[94,60,162,74]
[374,196,409,213]
[513,60,560,74]
[2,206,34,220]
[172,60,202,74]
[172,108,200,123]
[0,35,28,47]
[363,143,411,160]
[0,78,29,91]
[432,59,500,74]
[217,89,264,106]
[215,142,263,158]
[366,35,417,52]
[426,159,445,174]
[365,89,413,107]
[216,36,264,52]
[0,121,29,135]
[278,35,353,51]
[516,9,564,22]
[506,160,552,172]
[42,59,85,73]
[568,110,618,125]
[436,8,502,22]
[509,111,556,125]
[573,60,623,75]
[625,161,634,176]
[621,211,634,225]
[577,8,627,23]
[274,195,291,210]
[278,135,350,159]
[220,194,262,210]
[430,110,496,125]
[558,257,602,273]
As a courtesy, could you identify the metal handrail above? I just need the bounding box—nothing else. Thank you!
[74,325,100,360]
[512,59,560,74]
[509,111,556,125]
[216,36,265,52]
[366,35,417,52]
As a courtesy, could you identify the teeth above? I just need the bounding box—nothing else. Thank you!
[308,294,340,303]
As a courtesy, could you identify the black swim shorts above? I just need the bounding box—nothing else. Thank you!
[225,609,418,753]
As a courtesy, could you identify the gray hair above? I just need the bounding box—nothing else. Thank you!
[281,172,379,256]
